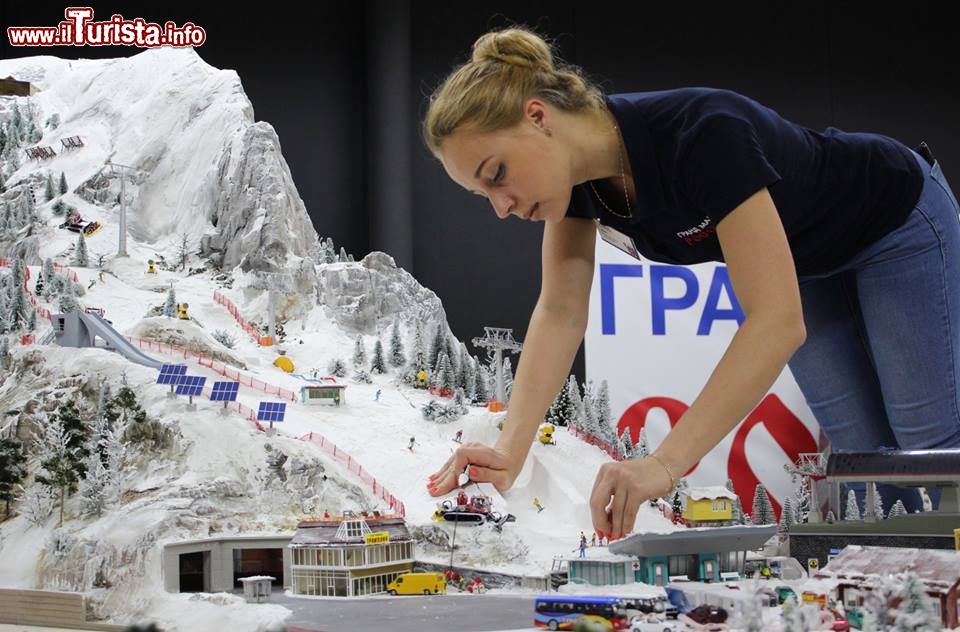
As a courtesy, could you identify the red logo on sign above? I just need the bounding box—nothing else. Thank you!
[617,393,817,519]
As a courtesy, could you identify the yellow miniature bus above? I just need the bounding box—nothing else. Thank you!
[386,572,446,596]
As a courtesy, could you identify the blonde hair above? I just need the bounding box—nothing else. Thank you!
[422,26,604,155]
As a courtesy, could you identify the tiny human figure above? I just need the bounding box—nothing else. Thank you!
[408,436,416,451]
[322,510,330,519]
[98,271,104,282]
[578,539,587,558]
[87,279,95,289]
[375,389,382,401]
[453,429,463,443]
[533,497,545,513]
[591,533,597,547]
[456,489,468,508]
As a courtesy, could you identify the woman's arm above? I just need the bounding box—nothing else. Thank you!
[590,187,807,538]
[429,216,596,495]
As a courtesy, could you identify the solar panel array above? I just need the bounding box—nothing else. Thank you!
[257,402,286,423]
[157,364,188,385]
[210,381,241,402]
[175,375,207,397]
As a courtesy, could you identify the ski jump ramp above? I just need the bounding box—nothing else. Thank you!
[51,311,165,369]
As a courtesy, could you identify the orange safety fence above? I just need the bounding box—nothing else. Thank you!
[213,291,271,345]
[299,431,406,517]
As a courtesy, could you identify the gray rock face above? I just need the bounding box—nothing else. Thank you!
[317,252,449,336]
[200,122,319,272]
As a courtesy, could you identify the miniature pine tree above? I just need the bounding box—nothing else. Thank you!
[474,363,489,402]
[844,489,862,521]
[779,497,795,536]
[456,345,469,391]
[825,509,836,523]
[45,173,55,201]
[464,357,476,400]
[33,413,84,526]
[43,258,55,289]
[71,232,89,267]
[352,335,366,368]
[636,427,650,458]
[111,387,147,425]
[619,428,634,459]
[566,375,584,430]
[441,351,456,390]
[0,436,27,519]
[582,394,599,438]
[389,320,405,367]
[324,238,336,264]
[77,451,110,517]
[429,324,445,371]
[58,284,80,313]
[871,483,885,520]
[547,379,571,426]
[59,171,68,195]
[594,380,613,441]
[410,322,427,372]
[888,499,908,518]
[327,358,347,377]
[502,357,514,401]
[10,284,28,329]
[671,491,683,520]
[0,337,9,362]
[370,339,386,374]
[164,287,177,317]
[751,484,775,525]
[890,572,941,631]
[27,308,36,331]
[339,246,348,262]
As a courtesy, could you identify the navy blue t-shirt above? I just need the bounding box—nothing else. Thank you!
[566,88,924,276]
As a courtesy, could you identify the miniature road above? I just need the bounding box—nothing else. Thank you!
[274,592,537,632]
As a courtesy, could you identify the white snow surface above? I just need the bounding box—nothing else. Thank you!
[0,49,681,631]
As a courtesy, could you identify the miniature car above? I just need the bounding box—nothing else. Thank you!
[629,614,679,631]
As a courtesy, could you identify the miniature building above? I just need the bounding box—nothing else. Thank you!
[162,535,292,593]
[299,380,346,406]
[680,486,738,527]
[570,525,778,587]
[824,545,960,629]
[289,512,414,597]
[790,449,960,571]
[0,76,32,97]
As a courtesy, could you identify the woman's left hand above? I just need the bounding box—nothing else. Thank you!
[589,457,674,541]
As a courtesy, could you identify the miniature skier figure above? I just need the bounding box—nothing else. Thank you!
[456,489,468,508]
[533,497,545,513]
[98,270,104,282]
[453,429,463,443]
[375,389,382,401]
[578,537,587,558]
[88,279,95,289]
[408,436,416,452]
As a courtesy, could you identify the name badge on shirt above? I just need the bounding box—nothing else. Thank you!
[597,223,641,260]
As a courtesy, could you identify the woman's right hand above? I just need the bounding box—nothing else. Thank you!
[427,442,521,496]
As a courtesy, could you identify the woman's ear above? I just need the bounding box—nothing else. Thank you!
[525,98,550,134]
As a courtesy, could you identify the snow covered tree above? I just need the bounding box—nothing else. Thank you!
[339,246,348,263]
[429,323,445,372]
[352,335,366,368]
[323,238,336,264]
[0,337,9,364]
[582,394,599,438]
[410,322,427,373]
[566,375,584,430]
[891,572,941,631]
[327,357,347,377]
[370,339,386,374]
[71,232,89,267]
[545,382,571,427]
[58,284,80,313]
[636,427,650,458]
[619,428,634,459]
[594,380,614,442]
[502,357,514,401]
[751,484,775,525]
[45,173,55,201]
[33,410,87,526]
[464,356,477,400]
[9,283,28,330]
[110,387,147,426]
[825,509,836,523]
[432,350,455,391]
[845,489,862,521]
[474,363,489,403]
[42,258,54,290]
[353,369,372,384]
[59,171,68,195]
[389,320,405,367]
[671,492,683,522]
[20,485,55,526]
[0,436,26,519]
[77,451,110,517]
[779,497,795,538]
[870,483,885,520]
[456,345,469,391]
[888,499,908,518]
[175,232,192,271]
[164,287,177,318]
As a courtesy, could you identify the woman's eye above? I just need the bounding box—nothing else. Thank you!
[494,164,505,183]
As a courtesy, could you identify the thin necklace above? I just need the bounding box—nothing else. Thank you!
[588,124,633,219]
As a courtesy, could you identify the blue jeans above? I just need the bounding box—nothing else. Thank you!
[787,150,960,514]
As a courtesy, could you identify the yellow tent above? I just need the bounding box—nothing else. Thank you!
[273,354,295,373]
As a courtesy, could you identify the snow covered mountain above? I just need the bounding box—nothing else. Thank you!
[0,48,679,632]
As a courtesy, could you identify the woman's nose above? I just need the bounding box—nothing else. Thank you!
[491,193,514,219]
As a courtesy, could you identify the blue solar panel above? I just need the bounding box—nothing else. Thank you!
[210,381,240,402]
[175,375,206,397]
[156,364,188,385]
[256,401,286,422]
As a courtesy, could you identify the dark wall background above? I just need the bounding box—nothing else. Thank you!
[3,2,958,381]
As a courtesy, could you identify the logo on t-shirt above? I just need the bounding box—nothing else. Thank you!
[676,217,715,246]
